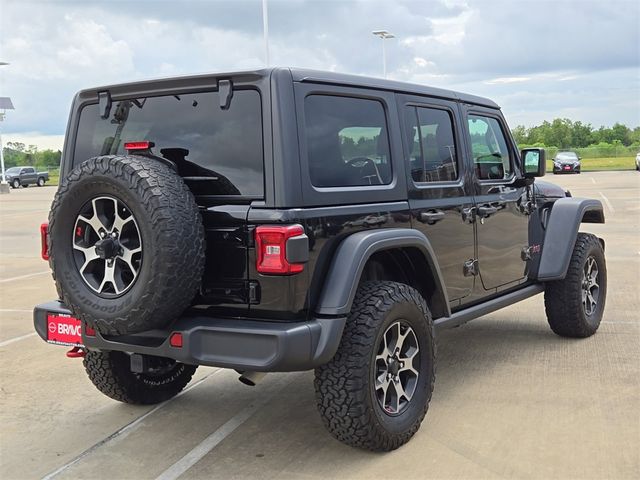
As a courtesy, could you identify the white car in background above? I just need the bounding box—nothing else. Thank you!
[635,151,640,171]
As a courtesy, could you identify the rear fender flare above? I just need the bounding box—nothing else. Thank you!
[315,229,450,317]
[537,198,604,281]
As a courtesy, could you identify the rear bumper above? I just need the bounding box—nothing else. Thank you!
[34,301,346,372]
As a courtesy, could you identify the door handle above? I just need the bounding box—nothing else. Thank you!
[477,205,499,218]
[461,207,476,223]
[419,210,446,224]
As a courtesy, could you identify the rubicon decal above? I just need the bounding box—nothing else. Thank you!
[46,314,83,346]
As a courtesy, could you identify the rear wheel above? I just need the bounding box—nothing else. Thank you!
[544,233,606,337]
[314,281,435,451]
[37,177,45,186]
[84,350,197,404]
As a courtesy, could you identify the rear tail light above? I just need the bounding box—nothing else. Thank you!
[255,225,305,275]
[85,325,96,337]
[40,223,49,261]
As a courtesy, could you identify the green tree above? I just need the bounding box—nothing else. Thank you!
[511,125,527,144]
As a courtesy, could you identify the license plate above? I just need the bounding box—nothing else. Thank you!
[564,166,570,170]
[47,314,83,346]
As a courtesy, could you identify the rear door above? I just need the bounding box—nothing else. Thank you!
[21,167,36,184]
[398,94,475,304]
[462,106,529,291]
[72,86,267,313]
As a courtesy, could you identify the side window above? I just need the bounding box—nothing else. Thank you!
[304,95,392,187]
[27,167,35,173]
[404,106,458,183]
[468,115,512,180]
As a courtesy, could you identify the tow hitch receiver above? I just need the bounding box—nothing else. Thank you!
[66,346,86,358]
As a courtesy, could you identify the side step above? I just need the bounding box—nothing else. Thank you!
[434,284,545,330]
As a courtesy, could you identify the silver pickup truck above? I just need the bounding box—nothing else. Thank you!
[5,166,49,188]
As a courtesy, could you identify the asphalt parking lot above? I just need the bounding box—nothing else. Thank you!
[1,171,638,480]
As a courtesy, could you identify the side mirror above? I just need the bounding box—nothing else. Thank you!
[521,148,546,178]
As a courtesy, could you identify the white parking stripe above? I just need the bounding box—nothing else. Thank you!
[590,177,596,184]
[0,332,37,347]
[155,374,296,480]
[599,192,615,213]
[0,270,49,283]
[43,369,223,480]
[0,309,33,313]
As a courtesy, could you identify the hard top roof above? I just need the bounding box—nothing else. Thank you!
[77,67,499,109]
[288,67,499,108]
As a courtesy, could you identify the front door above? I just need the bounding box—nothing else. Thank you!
[463,107,529,290]
[398,95,475,304]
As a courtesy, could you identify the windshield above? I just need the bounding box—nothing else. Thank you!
[557,152,578,160]
[6,167,21,174]
[74,89,264,197]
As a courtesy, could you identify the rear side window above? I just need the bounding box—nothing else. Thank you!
[467,115,513,180]
[74,89,264,197]
[304,95,392,187]
[404,106,458,183]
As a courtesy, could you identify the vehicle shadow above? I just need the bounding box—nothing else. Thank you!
[168,314,581,478]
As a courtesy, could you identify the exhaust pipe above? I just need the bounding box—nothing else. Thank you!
[238,371,267,387]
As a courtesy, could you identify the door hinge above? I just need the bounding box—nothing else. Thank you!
[463,259,478,277]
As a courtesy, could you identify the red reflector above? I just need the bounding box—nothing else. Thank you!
[85,325,96,337]
[255,224,305,275]
[40,223,49,261]
[170,332,183,348]
[124,141,153,151]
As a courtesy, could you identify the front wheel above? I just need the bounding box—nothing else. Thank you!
[11,179,20,188]
[83,350,197,404]
[544,233,606,337]
[314,281,436,451]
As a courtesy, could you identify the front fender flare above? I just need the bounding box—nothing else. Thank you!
[538,197,604,281]
[315,228,450,317]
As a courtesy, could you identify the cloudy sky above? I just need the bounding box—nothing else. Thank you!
[1,0,638,150]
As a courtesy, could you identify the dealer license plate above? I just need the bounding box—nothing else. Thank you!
[47,314,83,346]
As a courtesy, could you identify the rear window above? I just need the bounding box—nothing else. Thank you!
[74,89,264,197]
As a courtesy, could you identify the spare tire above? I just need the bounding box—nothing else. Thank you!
[48,155,205,335]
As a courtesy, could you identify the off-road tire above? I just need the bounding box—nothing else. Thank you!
[48,155,205,335]
[37,177,45,187]
[83,350,197,404]
[11,179,20,188]
[544,233,606,337]
[314,281,436,451]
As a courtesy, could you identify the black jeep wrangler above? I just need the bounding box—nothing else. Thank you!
[34,68,607,451]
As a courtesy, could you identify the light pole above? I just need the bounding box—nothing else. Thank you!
[262,0,270,66]
[0,62,13,194]
[372,30,395,78]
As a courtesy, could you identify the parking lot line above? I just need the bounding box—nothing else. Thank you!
[43,369,223,480]
[0,332,37,347]
[599,192,615,213]
[0,270,50,283]
[155,374,297,480]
